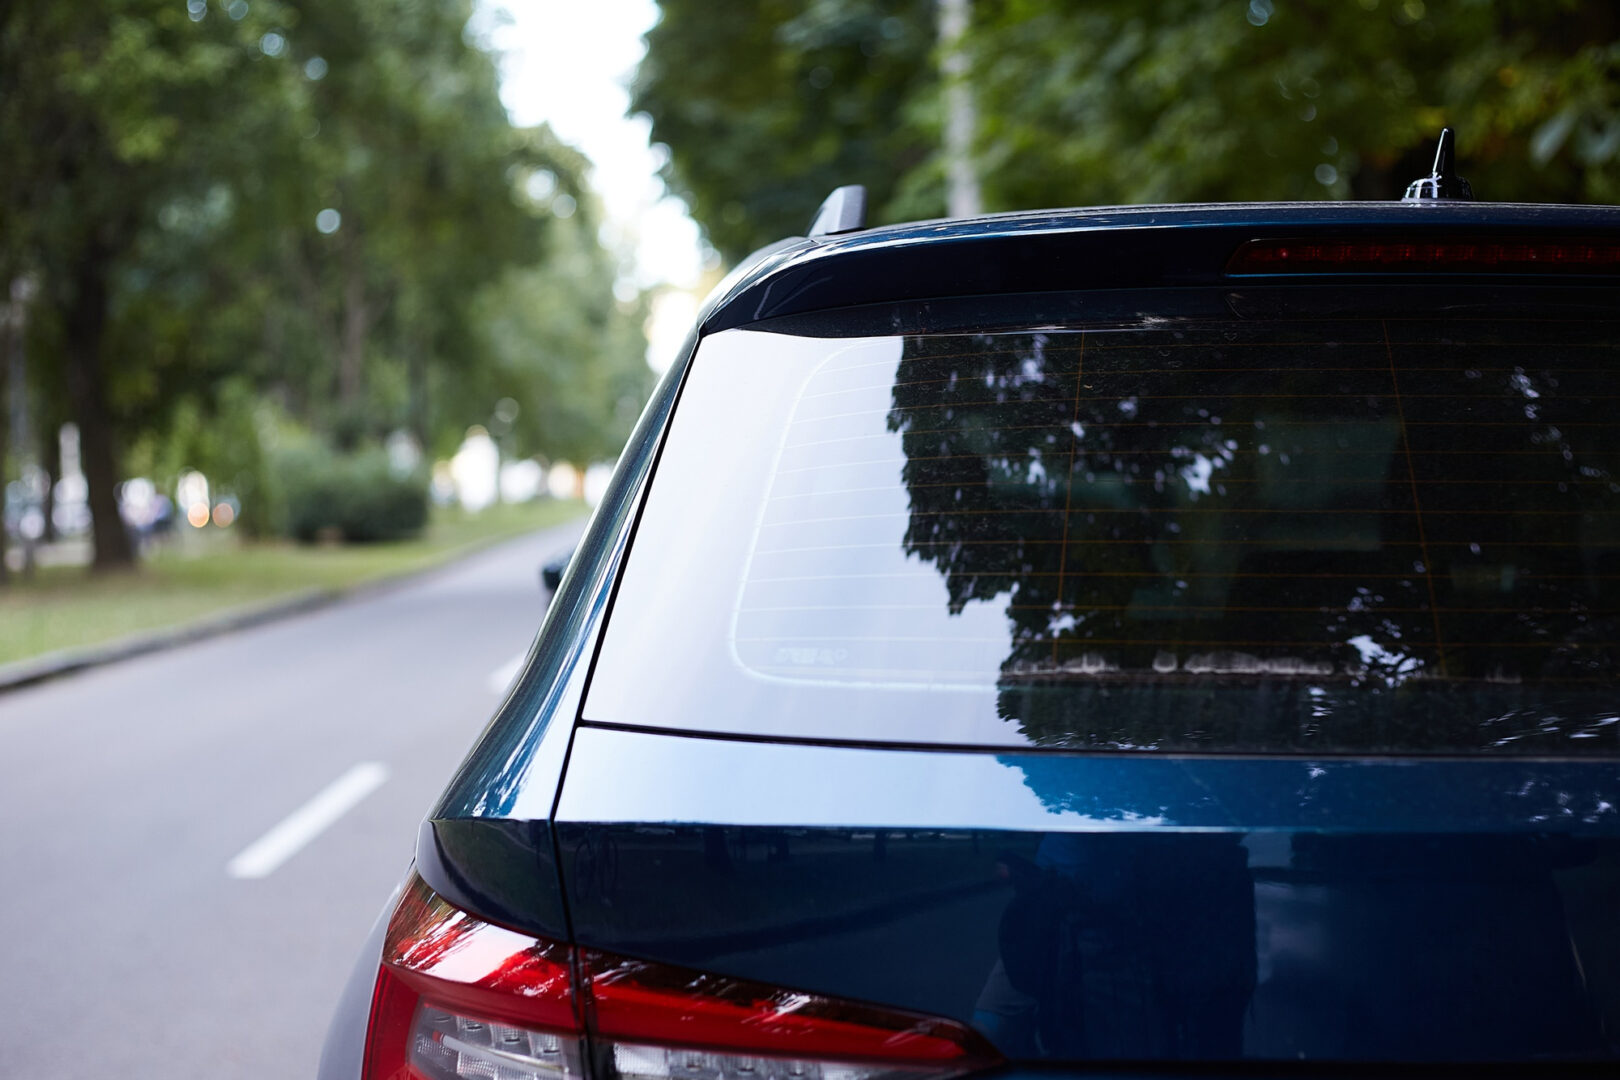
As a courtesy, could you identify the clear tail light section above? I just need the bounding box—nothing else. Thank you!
[604,1042,947,1080]
[363,876,998,1080]
[408,1004,582,1080]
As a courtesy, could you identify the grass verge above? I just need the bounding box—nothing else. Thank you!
[0,499,587,669]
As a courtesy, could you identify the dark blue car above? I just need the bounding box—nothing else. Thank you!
[322,173,1620,1077]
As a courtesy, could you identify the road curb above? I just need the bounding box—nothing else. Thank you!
[0,588,341,694]
[0,522,580,696]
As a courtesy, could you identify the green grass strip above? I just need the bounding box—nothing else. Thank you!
[0,499,587,668]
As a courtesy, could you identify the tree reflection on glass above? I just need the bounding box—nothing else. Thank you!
[887,320,1620,752]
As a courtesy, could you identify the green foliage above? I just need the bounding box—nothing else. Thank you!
[1,0,650,571]
[637,0,1620,257]
[273,442,428,544]
[468,197,656,465]
[633,0,942,262]
[969,0,1620,208]
[1,0,312,567]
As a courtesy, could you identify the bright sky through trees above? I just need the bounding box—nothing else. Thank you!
[476,0,708,373]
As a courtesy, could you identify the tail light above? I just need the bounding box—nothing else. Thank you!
[364,876,581,1080]
[363,876,999,1080]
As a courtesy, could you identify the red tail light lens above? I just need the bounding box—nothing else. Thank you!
[1226,236,1620,275]
[583,950,992,1073]
[363,876,582,1080]
[363,877,998,1080]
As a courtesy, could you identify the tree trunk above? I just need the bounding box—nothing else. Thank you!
[339,247,367,407]
[407,333,428,448]
[39,415,58,542]
[939,0,982,218]
[63,254,135,571]
[0,309,10,587]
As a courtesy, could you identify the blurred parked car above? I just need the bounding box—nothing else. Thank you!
[540,546,573,593]
[323,143,1620,1078]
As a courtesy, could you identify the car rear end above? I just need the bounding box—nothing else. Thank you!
[324,202,1620,1078]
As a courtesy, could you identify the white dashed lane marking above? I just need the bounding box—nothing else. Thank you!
[226,762,390,879]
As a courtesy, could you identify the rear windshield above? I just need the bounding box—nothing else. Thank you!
[587,307,1620,754]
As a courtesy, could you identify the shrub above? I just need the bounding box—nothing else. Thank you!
[273,444,428,543]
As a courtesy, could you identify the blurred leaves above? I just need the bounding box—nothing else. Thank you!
[273,442,429,544]
[470,195,654,467]
[636,0,1620,256]
[632,0,941,263]
[1,0,650,564]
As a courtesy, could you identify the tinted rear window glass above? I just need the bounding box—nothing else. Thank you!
[587,309,1620,754]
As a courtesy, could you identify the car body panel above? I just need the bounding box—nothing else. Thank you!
[555,726,1620,1062]
[557,726,1620,836]
[317,883,400,1080]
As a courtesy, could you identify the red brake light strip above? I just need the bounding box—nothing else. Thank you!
[1227,236,1620,275]
[582,951,988,1063]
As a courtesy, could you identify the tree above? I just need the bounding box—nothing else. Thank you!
[633,0,942,263]
[257,0,552,446]
[3,1,639,569]
[635,0,1620,258]
[968,0,1620,208]
[0,0,302,570]
[469,187,654,467]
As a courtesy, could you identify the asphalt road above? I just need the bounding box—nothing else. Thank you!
[0,520,584,1078]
